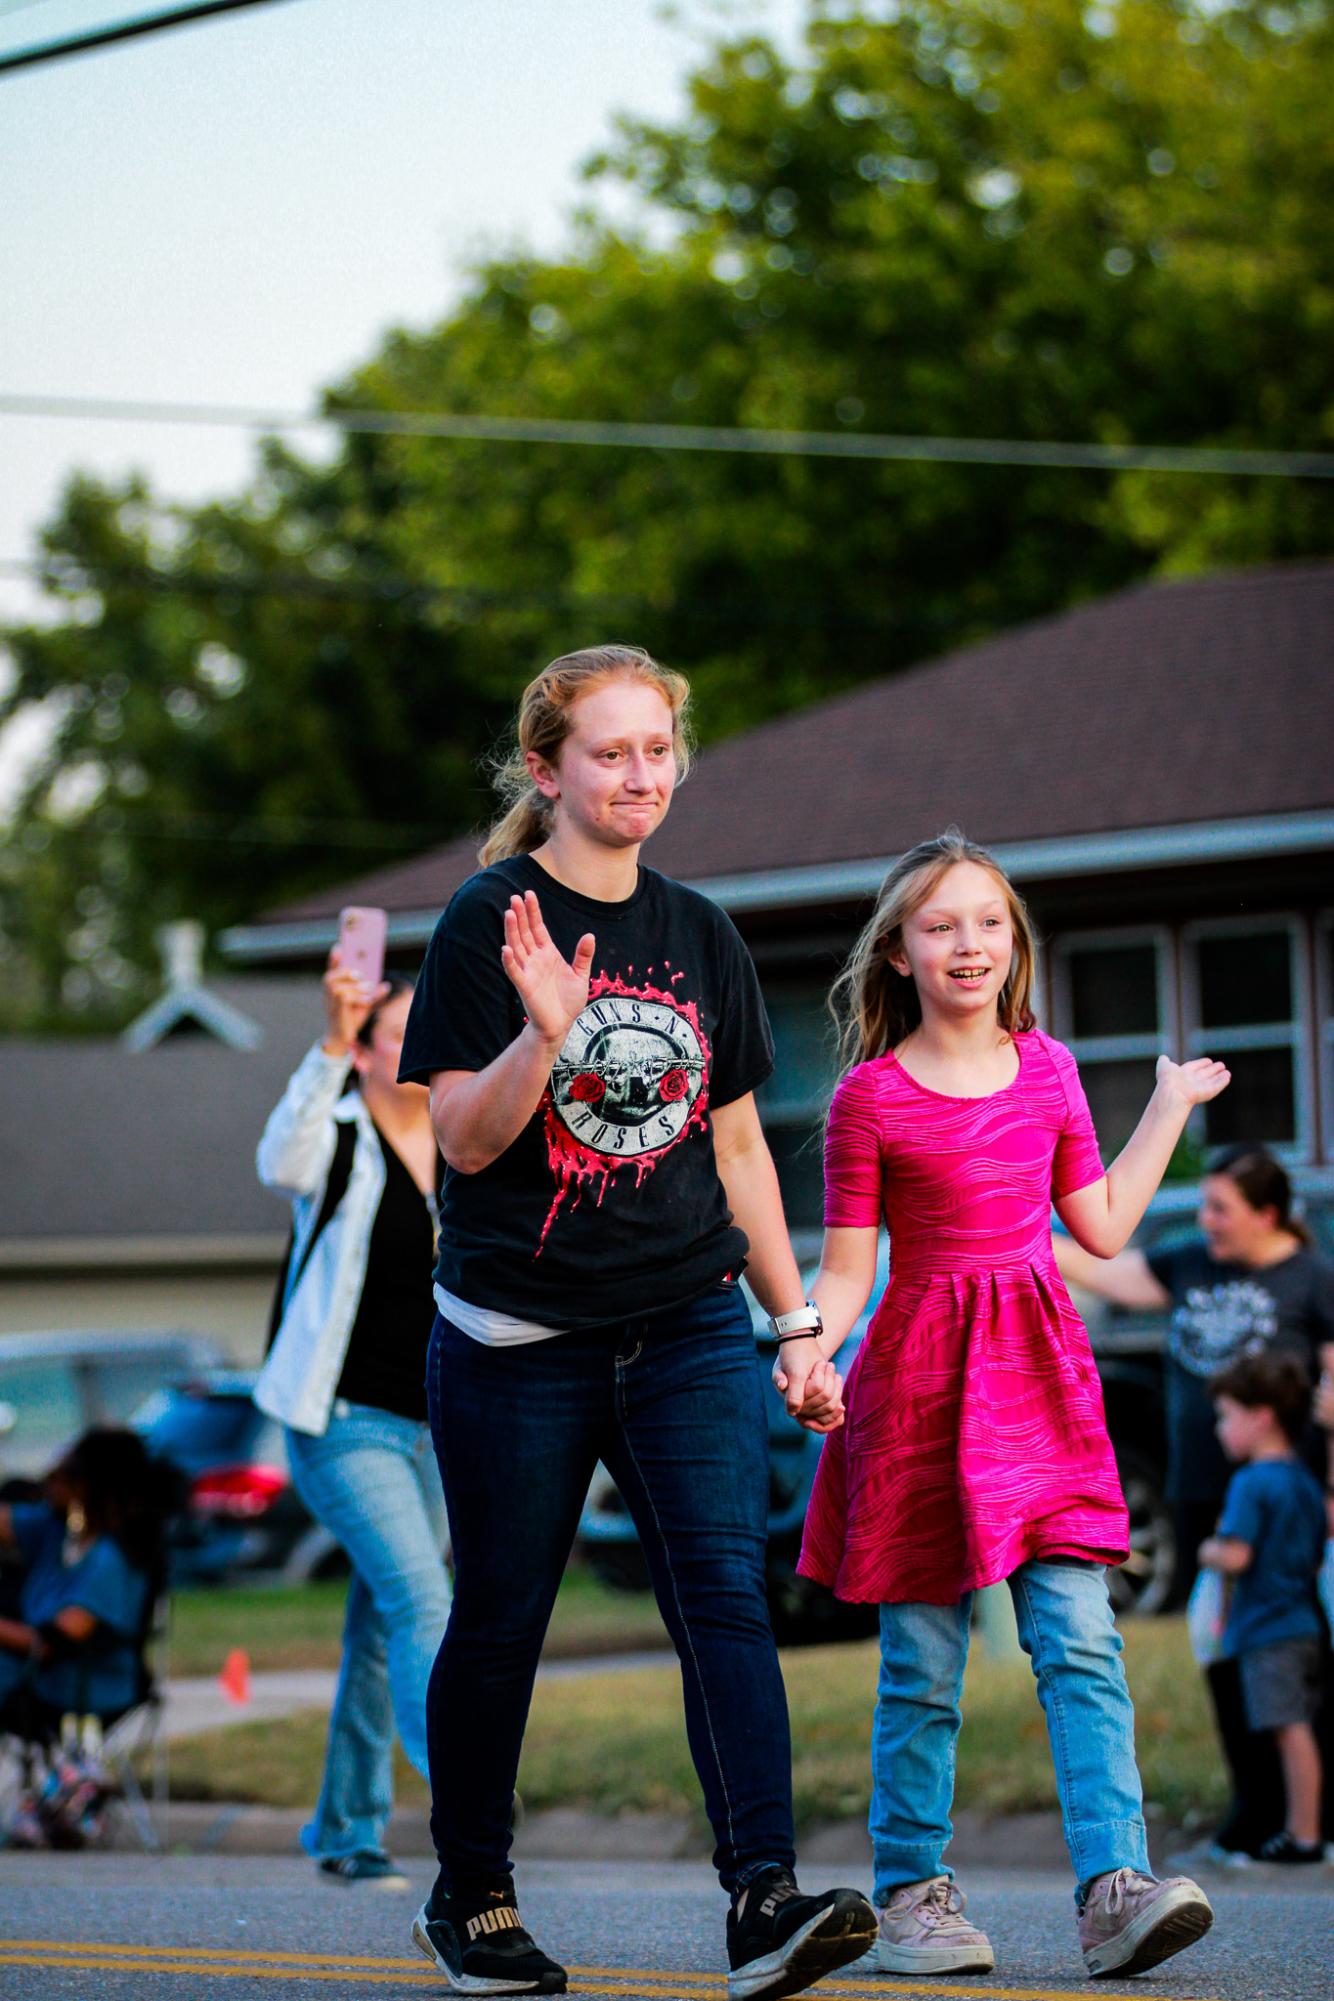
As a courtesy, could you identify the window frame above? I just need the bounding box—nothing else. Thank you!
[753,975,842,1248]
[1180,912,1311,1164]
[1314,911,1334,1165]
[1048,925,1177,1065]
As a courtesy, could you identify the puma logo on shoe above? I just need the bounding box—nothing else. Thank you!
[466,1907,524,1940]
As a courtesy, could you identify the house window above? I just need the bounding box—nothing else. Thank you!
[1313,914,1334,1163]
[754,982,840,1242]
[1050,932,1173,1157]
[1184,918,1306,1157]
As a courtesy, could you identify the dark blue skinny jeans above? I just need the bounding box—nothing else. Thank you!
[424,1283,795,1893]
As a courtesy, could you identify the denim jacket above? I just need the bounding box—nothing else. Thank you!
[252,1042,387,1437]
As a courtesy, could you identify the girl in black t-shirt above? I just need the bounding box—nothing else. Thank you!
[399,646,874,2000]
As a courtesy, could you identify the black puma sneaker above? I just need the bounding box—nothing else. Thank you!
[726,1865,877,2001]
[411,1873,567,1994]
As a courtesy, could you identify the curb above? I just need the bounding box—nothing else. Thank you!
[130,1801,1074,1869]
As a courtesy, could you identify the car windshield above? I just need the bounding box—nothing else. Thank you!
[137,1391,258,1459]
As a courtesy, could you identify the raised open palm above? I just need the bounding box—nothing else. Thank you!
[501,890,595,1046]
[1155,1053,1231,1106]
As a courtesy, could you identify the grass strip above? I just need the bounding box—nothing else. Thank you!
[165,1566,670,1677]
[159,1615,1224,1830]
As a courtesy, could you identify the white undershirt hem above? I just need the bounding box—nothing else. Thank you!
[434,1284,566,1346]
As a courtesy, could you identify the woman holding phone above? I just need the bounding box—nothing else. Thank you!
[254,937,450,1889]
[398,645,874,2000]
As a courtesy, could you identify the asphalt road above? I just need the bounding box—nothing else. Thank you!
[1,1856,1330,2001]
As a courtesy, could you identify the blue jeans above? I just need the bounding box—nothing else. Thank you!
[872,1560,1149,1900]
[425,1285,795,1892]
[287,1402,451,1862]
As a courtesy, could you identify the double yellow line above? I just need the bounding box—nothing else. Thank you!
[0,1941,1219,2001]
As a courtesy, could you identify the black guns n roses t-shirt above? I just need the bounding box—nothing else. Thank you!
[398,854,775,1328]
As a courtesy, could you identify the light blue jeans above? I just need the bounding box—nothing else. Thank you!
[287,1401,451,1862]
[872,1559,1149,1901]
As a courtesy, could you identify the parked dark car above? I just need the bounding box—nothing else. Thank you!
[0,1328,221,1489]
[132,1372,346,1587]
[577,1264,883,1645]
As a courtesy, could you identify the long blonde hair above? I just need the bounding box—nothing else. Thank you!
[479,645,693,866]
[830,829,1038,1071]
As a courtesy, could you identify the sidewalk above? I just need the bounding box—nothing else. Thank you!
[155,1657,1074,1867]
[152,1661,1334,1884]
[139,1795,1072,1871]
[162,1651,674,1743]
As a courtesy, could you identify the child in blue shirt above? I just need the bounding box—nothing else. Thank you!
[1199,1352,1327,1864]
[0,1429,175,1727]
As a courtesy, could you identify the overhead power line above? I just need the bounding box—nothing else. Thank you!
[0,554,936,636]
[16,806,448,850]
[0,390,1329,480]
[0,0,295,77]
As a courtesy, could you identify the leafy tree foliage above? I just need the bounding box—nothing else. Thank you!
[3,0,1331,1022]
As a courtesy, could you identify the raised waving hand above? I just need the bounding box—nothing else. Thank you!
[1151,1053,1231,1107]
[501,890,595,1047]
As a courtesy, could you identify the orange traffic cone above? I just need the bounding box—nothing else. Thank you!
[219,1647,251,1706]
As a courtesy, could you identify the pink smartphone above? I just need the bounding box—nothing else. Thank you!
[336,905,387,991]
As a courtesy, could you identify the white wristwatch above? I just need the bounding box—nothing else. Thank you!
[768,1301,824,1343]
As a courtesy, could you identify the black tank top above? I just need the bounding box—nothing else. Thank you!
[334,1129,440,1422]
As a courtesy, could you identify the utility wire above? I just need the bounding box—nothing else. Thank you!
[0,0,295,77]
[0,389,1329,480]
[0,555,928,635]
[15,807,452,850]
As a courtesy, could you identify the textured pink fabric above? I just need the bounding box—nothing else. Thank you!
[799,1029,1129,1605]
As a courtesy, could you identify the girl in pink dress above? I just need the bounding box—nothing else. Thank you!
[780,831,1229,1983]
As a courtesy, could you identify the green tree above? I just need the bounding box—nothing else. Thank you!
[4,0,1331,1022]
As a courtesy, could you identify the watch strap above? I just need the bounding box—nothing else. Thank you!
[769,1302,822,1339]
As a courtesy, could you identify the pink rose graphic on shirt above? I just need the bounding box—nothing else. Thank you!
[537,972,710,1250]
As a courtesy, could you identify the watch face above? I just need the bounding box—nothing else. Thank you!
[551,992,706,1157]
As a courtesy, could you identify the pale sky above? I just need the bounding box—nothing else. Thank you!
[0,0,805,795]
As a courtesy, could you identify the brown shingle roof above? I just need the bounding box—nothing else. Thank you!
[258,560,1334,927]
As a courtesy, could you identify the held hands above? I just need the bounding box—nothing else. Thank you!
[322,948,388,1058]
[502,891,595,1048]
[1153,1053,1231,1108]
[772,1338,845,1434]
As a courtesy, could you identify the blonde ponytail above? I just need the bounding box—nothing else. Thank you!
[478,784,554,868]
[479,644,692,866]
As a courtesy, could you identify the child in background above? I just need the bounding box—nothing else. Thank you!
[0,1428,174,1730]
[1199,1353,1327,1864]
[781,830,1228,1980]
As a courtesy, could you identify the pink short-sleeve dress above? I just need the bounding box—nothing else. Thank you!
[797,1028,1130,1606]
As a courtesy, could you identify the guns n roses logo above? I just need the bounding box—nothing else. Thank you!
[537,971,711,1249]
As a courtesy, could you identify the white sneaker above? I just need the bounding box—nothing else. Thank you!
[1077,1869,1213,1979]
[875,1876,995,1975]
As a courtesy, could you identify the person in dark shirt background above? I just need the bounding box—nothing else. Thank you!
[254,959,449,1890]
[1056,1144,1334,1859]
[1199,1353,1327,1863]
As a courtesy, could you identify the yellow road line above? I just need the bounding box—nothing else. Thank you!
[3,1942,428,1968]
[0,1941,1223,2001]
